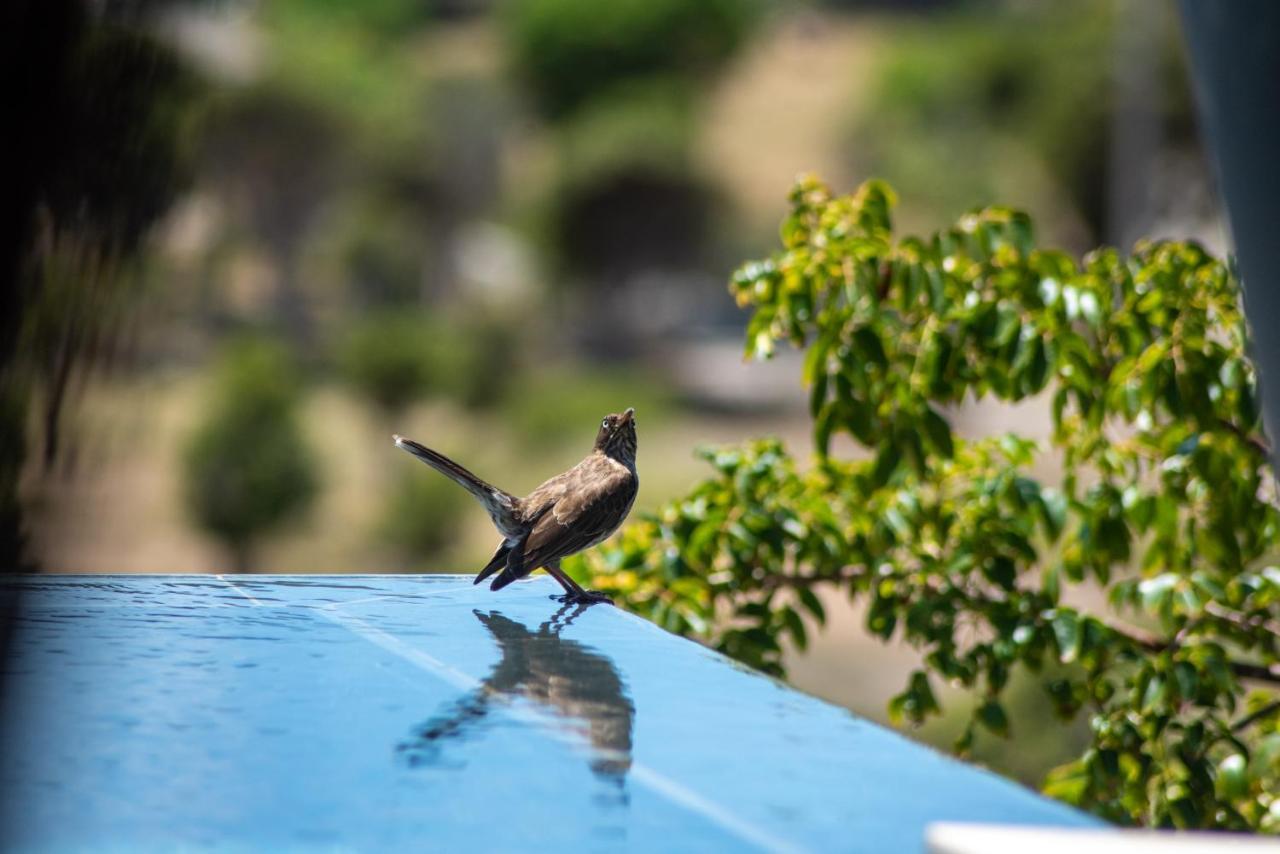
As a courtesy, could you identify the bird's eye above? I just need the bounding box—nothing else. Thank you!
[602,418,610,430]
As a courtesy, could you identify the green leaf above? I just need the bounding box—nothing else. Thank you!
[884,507,911,540]
[867,599,897,639]
[984,556,1016,591]
[871,443,901,488]
[1042,562,1061,602]
[1138,574,1177,616]
[782,606,808,651]
[1043,761,1090,804]
[845,397,874,444]
[797,587,826,626]
[1050,610,1081,663]
[1141,674,1167,712]
[923,407,955,458]
[814,407,835,458]
[809,370,829,420]
[1216,754,1248,802]
[1037,489,1067,540]
[976,700,1010,737]
[751,329,775,360]
[854,326,888,368]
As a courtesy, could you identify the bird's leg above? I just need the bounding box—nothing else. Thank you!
[544,561,613,606]
[543,561,584,596]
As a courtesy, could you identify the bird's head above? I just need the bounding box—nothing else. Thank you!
[594,408,637,465]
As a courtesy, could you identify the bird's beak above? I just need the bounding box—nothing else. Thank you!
[621,407,635,425]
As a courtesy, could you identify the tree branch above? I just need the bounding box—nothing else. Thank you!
[1109,622,1280,685]
[1216,417,1270,458]
[877,261,892,301]
[1231,699,1280,733]
[1227,661,1280,685]
[1205,600,1280,641]
[759,569,1280,685]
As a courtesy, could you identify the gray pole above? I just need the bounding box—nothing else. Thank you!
[1179,2,1280,463]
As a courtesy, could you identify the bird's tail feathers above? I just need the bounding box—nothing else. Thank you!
[473,543,511,586]
[393,435,516,523]
[489,548,525,592]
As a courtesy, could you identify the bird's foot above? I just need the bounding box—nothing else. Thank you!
[549,589,614,606]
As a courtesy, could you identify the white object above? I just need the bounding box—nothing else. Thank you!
[927,823,1280,854]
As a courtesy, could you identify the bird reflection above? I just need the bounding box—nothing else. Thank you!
[397,604,635,791]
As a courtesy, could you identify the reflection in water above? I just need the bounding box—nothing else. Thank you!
[397,604,635,792]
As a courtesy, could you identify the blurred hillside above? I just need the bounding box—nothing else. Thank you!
[20,0,1218,569]
[8,0,1221,790]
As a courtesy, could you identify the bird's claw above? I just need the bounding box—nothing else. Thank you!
[549,590,614,606]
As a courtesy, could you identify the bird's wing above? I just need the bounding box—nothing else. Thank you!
[490,460,636,591]
[517,466,576,517]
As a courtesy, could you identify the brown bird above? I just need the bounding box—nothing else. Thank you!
[392,408,638,605]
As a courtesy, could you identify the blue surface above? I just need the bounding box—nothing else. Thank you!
[0,575,1100,852]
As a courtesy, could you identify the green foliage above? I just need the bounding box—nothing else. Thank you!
[338,313,439,414]
[337,311,516,413]
[379,468,468,562]
[571,176,1280,829]
[258,0,434,158]
[502,0,760,120]
[333,201,431,308]
[268,0,434,43]
[184,340,320,571]
[553,82,697,196]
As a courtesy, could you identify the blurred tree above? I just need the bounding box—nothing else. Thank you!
[259,0,435,151]
[573,177,1280,830]
[379,469,467,565]
[184,339,319,573]
[337,311,517,415]
[22,227,139,472]
[338,312,440,415]
[268,0,436,42]
[335,201,429,309]
[25,22,200,464]
[504,0,761,353]
[198,0,444,349]
[2,2,201,568]
[850,1,1198,245]
[549,87,714,283]
[502,0,760,120]
[447,313,521,411]
[201,87,340,349]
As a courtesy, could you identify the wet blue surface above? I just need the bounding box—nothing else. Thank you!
[0,575,1099,852]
